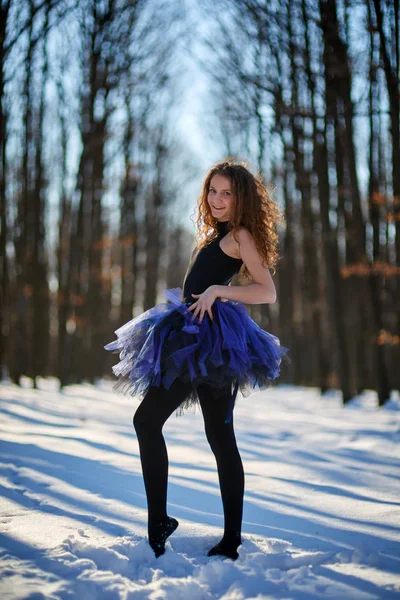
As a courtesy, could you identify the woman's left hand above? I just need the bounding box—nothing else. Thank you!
[188,286,218,322]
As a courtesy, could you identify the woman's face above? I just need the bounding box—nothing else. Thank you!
[207,174,234,222]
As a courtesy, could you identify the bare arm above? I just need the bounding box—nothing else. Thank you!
[214,228,277,304]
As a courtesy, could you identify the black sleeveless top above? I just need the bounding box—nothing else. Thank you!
[182,220,243,303]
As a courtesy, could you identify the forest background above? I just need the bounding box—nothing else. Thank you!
[0,0,399,406]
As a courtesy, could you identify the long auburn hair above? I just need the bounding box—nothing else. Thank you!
[194,158,285,278]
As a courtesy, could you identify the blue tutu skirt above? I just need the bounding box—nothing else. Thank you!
[104,287,289,421]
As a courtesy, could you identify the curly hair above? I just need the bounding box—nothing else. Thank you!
[193,158,285,278]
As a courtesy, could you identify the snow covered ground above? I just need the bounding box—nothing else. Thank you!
[0,378,399,600]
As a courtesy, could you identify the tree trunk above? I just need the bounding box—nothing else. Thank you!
[0,0,10,376]
[119,92,138,324]
[56,74,73,388]
[32,5,50,387]
[12,1,35,384]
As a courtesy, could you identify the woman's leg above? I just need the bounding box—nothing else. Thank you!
[197,382,245,559]
[133,377,192,556]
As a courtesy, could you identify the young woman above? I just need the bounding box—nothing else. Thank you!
[105,159,289,560]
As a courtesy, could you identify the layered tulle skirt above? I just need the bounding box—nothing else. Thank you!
[104,287,289,417]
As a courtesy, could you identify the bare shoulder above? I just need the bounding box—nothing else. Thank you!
[225,227,260,261]
[233,226,266,266]
[233,226,256,247]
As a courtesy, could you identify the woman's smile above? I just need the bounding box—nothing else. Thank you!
[208,173,234,221]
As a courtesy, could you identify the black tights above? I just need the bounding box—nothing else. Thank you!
[133,378,244,555]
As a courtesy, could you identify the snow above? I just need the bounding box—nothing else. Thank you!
[0,378,399,600]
